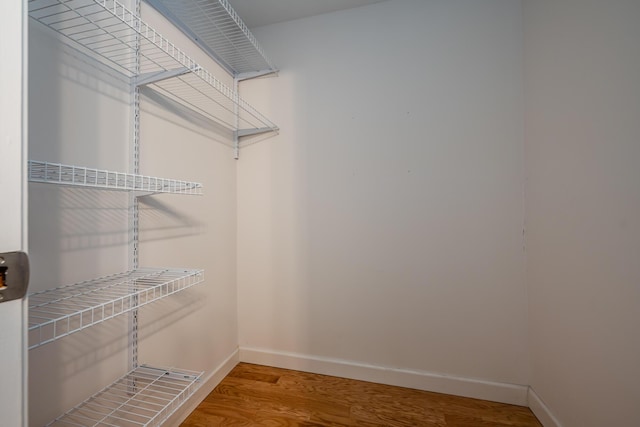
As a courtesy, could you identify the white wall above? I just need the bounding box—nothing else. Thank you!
[524,1,640,426]
[238,0,529,398]
[27,3,239,425]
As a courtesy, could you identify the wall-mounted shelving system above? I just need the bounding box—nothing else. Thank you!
[29,161,204,194]
[28,0,278,135]
[29,268,204,350]
[145,0,280,157]
[46,365,203,427]
[28,0,277,424]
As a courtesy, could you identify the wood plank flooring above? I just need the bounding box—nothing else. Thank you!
[180,363,542,426]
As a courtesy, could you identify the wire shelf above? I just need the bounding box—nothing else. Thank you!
[46,365,203,426]
[28,268,205,349]
[28,0,278,133]
[146,0,277,76]
[29,160,204,195]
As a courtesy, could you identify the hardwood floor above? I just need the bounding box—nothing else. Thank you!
[180,363,542,426]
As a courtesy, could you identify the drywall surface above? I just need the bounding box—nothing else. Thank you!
[524,0,640,426]
[28,3,238,424]
[238,0,528,390]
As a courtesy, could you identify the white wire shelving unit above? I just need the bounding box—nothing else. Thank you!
[28,0,278,134]
[29,160,204,195]
[46,365,203,427]
[28,1,234,425]
[145,0,278,78]
[28,268,205,350]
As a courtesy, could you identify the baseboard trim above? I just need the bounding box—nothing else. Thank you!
[164,348,240,427]
[239,347,528,406]
[528,387,562,427]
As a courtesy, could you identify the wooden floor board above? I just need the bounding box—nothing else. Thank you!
[181,363,542,427]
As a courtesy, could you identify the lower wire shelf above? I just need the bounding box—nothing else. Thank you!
[47,365,203,427]
[28,268,205,349]
[29,160,204,195]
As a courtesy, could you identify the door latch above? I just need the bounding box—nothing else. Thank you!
[0,251,29,303]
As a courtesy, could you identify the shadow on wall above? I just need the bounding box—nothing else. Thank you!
[28,317,130,427]
[135,291,207,344]
[140,87,235,149]
[138,195,205,242]
[238,130,279,151]
[29,187,204,253]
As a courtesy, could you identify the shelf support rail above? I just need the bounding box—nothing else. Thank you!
[129,0,142,373]
[234,76,240,159]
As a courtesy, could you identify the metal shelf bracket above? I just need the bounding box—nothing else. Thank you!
[135,66,198,87]
[236,69,278,82]
[235,127,278,138]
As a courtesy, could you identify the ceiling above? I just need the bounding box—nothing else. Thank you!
[226,0,388,29]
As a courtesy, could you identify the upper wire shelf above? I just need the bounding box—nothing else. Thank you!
[29,160,204,195]
[46,365,203,426]
[28,268,205,349]
[146,0,278,78]
[28,0,278,133]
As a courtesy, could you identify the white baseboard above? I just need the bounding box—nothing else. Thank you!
[528,387,563,427]
[239,347,528,406]
[164,348,240,427]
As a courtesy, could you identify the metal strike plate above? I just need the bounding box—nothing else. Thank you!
[0,251,29,303]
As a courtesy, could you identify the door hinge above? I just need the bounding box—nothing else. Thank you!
[0,251,29,303]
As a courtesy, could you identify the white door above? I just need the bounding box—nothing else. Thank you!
[0,0,28,426]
